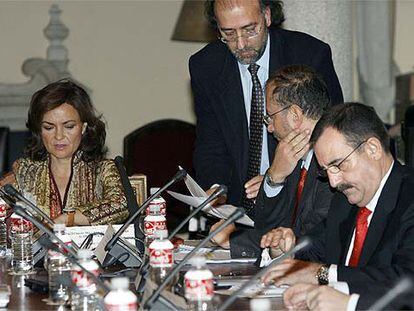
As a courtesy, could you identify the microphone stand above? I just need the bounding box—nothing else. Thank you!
[218,238,311,311]
[13,205,110,294]
[136,185,227,294]
[369,277,413,311]
[105,168,187,252]
[144,208,245,310]
[3,184,54,226]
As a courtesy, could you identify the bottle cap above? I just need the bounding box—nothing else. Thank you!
[189,255,206,268]
[110,277,129,290]
[53,223,66,233]
[150,187,161,195]
[77,249,94,260]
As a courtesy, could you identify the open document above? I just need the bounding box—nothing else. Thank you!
[167,170,254,227]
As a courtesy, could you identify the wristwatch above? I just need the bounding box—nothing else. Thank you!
[316,264,330,285]
[265,170,284,188]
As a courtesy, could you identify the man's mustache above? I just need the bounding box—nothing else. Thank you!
[337,184,353,192]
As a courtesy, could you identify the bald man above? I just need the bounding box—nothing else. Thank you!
[190,0,343,217]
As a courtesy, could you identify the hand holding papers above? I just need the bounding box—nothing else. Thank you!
[167,171,254,227]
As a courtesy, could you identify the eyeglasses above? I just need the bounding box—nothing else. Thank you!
[263,105,292,126]
[318,140,367,178]
[219,22,264,44]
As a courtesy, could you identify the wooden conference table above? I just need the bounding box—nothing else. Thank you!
[0,257,285,310]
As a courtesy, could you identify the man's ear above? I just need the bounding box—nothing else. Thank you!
[365,137,383,160]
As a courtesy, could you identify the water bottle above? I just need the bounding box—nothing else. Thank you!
[47,224,71,305]
[143,209,167,247]
[71,249,100,311]
[10,213,33,273]
[149,229,174,290]
[184,256,214,311]
[147,188,167,216]
[0,199,8,257]
[104,277,137,311]
[44,223,72,269]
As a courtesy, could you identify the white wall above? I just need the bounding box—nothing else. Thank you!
[0,0,413,157]
[395,0,414,73]
[0,1,204,157]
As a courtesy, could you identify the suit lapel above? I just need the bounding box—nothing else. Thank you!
[358,163,403,266]
[214,50,249,183]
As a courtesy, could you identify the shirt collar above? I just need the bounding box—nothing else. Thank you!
[301,149,314,171]
[238,34,270,76]
[365,161,394,212]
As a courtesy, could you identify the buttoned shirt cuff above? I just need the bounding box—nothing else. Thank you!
[329,264,338,283]
[263,181,284,198]
[329,281,350,295]
[346,294,360,311]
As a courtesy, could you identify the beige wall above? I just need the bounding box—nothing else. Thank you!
[395,0,414,73]
[0,1,204,158]
[0,0,413,157]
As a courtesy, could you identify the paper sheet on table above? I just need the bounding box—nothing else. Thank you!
[215,280,287,298]
[168,190,254,227]
[174,244,256,264]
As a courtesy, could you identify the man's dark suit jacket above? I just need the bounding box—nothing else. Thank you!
[229,157,334,258]
[297,161,414,294]
[189,27,343,208]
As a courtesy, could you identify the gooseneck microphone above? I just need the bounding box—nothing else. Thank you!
[136,184,227,294]
[369,277,413,311]
[113,156,145,253]
[217,237,311,311]
[3,184,54,226]
[144,208,245,309]
[12,204,110,294]
[105,167,187,252]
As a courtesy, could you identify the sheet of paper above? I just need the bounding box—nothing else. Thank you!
[168,190,254,227]
[215,280,287,298]
[174,244,256,264]
[65,224,136,250]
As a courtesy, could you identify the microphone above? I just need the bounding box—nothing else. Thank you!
[12,204,110,294]
[136,184,227,294]
[105,167,187,252]
[38,236,110,294]
[369,277,413,311]
[13,204,77,258]
[113,156,145,253]
[144,208,245,309]
[217,237,312,311]
[3,184,54,226]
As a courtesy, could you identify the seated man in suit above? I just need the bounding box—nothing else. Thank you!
[211,65,335,258]
[261,103,414,298]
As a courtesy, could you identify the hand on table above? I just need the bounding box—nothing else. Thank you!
[209,219,236,249]
[260,227,296,258]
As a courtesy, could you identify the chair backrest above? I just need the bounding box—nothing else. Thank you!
[0,127,9,176]
[124,119,196,231]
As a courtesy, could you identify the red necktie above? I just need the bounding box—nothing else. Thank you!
[291,167,308,225]
[348,207,372,267]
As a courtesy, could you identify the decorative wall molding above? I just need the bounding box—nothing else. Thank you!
[0,4,71,131]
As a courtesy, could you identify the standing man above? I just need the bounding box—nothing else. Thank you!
[190,0,343,216]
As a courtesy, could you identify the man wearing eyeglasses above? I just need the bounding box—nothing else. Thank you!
[212,65,335,258]
[190,0,343,217]
[260,103,414,310]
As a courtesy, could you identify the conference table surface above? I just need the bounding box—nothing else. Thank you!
[0,257,285,310]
